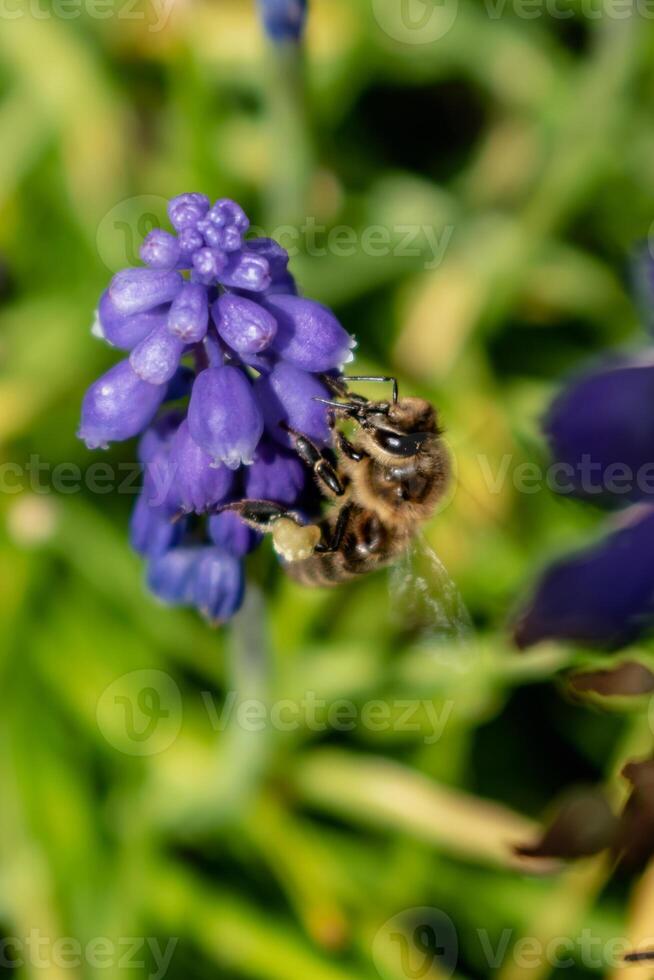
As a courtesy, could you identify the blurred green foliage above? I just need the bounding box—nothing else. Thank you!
[2,2,654,978]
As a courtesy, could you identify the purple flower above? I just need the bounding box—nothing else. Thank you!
[79,360,166,449]
[108,268,183,316]
[147,547,199,605]
[266,294,355,372]
[255,361,330,448]
[147,546,245,624]
[192,247,227,285]
[213,294,277,354]
[192,548,245,624]
[208,511,259,557]
[167,282,209,343]
[546,356,654,504]
[130,489,185,559]
[245,238,297,296]
[168,192,210,231]
[140,229,180,270]
[245,438,305,504]
[80,191,355,622]
[166,420,233,514]
[95,291,168,351]
[188,365,263,469]
[258,0,307,42]
[516,508,654,650]
[220,250,271,292]
[129,322,185,385]
[516,312,654,648]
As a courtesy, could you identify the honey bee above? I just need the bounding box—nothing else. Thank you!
[223,374,452,589]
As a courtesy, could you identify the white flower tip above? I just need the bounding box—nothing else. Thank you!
[91,311,106,341]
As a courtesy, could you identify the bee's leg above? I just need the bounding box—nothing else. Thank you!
[335,431,367,463]
[217,500,322,561]
[315,502,353,554]
[217,499,298,532]
[280,422,346,498]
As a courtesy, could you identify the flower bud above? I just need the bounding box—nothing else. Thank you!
[167,420,234,514]
[241,238,297,294]
[168,282,209,342]
[140,229,180,270]
[129,323,185,385]
[79,360,166,449]
[97,290,168,351]
[213,294,277,354]
[220,250,271,292]
[167,192,210,231]
[108,268,182,316]
[208,199,249,232]
[198,220,243,253]
[192,247,227,285]
[247,237,289,277]
[188,366,264,469]
[178,226,204,261]
[267,294,355,372]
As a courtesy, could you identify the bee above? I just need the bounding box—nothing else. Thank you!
[222,375,451,588]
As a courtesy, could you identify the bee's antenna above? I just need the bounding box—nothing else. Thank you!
[341,375,399,404]
[625,951,654,962]
[312,397,361,414]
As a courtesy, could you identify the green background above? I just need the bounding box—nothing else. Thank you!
[1,2,654,978]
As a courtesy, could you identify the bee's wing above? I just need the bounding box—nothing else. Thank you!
[388,532,472,645]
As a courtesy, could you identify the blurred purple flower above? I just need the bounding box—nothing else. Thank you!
[257,0,307,42]
[79,192,353,623]
[517,323,654,648]
[516,507,654,650]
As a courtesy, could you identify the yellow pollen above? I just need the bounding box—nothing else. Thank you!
[272,518,321,562]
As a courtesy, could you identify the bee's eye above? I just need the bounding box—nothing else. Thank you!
[373,428,426,457]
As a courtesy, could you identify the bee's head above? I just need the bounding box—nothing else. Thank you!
[361,397,440,459]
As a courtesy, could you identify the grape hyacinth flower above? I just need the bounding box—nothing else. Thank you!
[258,0,308,42]
[79,192,355,624]
[515,255,654,650]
